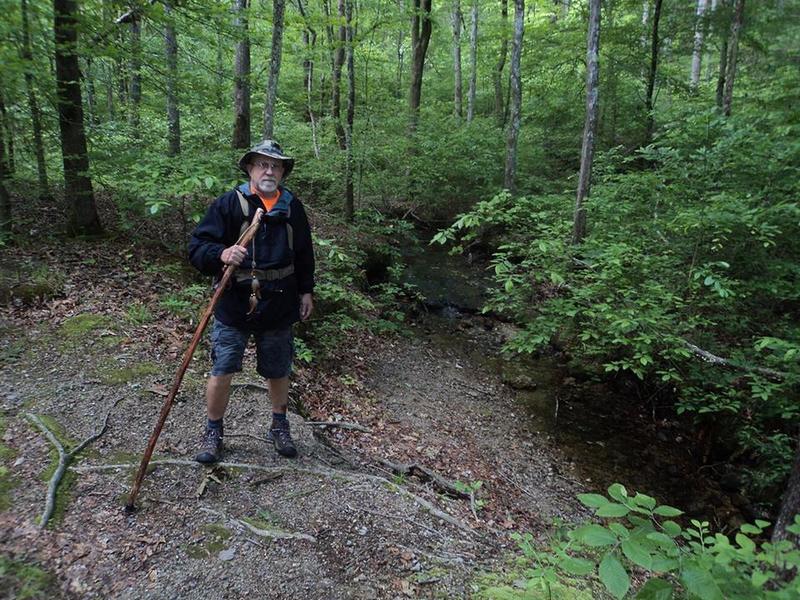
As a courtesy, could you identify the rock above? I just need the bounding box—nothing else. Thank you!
[219,548,236,561]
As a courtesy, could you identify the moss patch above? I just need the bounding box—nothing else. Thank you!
[0,416,18,511]
[60,313,116,338]
[97,362,160,385]
[185,522,233,559]
[0,556,56,599]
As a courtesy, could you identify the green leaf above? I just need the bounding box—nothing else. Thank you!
[740,523,761,535]
[599,552,630,599]
[622,539,653,570]
[559,556,595,576]
[635,578,673,600]
[571,524,618,547]
[735,533,756,552]
[597,503,631,518]
[646,532,675,548]
[751,570,770,588]
[578,493,610,508]
[653,505,683,517]
[661,521,682,537]
[608,483,629,503]
[650,556,679,572]
[632,493,657,510]
[681,565,724,600]
[609,522,631,538]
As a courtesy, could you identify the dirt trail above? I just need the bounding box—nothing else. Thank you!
[0,233,590,599]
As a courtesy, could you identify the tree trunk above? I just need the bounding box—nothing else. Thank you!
[466,0,478,122]
[396,0,405,97]
[84,57,96,126]
[722,0,745,116]
[690,0,708,90]
[263,0,285,139]
[233,0,251,149]
[0,93,11,238]
[408,0,432,131]
[493,0,508,126]
[452,0,463,120]
[772,435,800,547]
[21,0,50,199]
[715,0,728,108]
[164,1,181,156]
[344,0,355,222]
[503,0,523,192]
[329,0,346,149]
[54,0,102,236]
[129,14,142,134]
[572,0,601,245]
[644,0,662,145]
[296,0,319,157]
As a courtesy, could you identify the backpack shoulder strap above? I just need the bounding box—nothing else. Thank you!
[235,189,250,238]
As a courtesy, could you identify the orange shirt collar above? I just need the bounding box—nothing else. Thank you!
[249,185,280,212]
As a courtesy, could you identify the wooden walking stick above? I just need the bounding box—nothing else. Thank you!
[125,208,265,512]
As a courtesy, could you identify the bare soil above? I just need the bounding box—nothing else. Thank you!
[0,211,595,599]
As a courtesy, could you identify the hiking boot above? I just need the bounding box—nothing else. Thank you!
[195,427,223,464]
[267,420,297,458]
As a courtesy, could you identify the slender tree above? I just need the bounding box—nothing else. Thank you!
[503,0,523,191]
[0,93,14,176]
[722,0,745,116]
[164,1,181,156]
[572,0,601,245]
[690,0,708,90]
[716,0,729,108]
[296,0,320,157]
[264,0,286,139]
[644,0,662,144]
[466,0,478,122]
[129,13,142,134]
[452,0,463,120]
[233,0,251,149]
[408,0,432,131]
[0,94,11,237]
[493,0,508,125]
[54,0,102,236]
[344,0,355,221]
[21,0,50,199]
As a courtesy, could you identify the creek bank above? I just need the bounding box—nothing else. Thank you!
[388,230,749,529]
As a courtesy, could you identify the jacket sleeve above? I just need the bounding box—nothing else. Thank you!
[290,198,316,294]
[188,193,235,276]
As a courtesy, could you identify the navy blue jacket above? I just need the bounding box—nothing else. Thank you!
[189,184,315,330]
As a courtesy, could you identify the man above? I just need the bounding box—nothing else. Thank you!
[188,140,315,463]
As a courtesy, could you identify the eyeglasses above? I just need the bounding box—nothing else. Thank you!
[251,159,284,171]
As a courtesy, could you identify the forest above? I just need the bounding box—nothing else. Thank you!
[0,0,799,597]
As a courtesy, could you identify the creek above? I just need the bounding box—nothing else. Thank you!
[397,234,747,529]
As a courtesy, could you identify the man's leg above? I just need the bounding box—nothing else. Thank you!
[207,374,235,420]
[196,320,247,464]
[267,376,289,414]
[266,375,297,458]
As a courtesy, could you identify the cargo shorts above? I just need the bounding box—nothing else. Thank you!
[209,320,293,379]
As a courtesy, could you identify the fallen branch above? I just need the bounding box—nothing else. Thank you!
[303,420,372,433]
[26,400,119,529]
[73,459,484,541]
[199,507,316,542]
[378,459,470,500]
[684,341,789,381]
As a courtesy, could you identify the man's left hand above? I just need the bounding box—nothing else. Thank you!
[300,293,314,321]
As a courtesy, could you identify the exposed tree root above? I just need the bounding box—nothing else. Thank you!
[72,458,487,541]
[199,507,316,542]
[303,420,372,433]
[26,399,119,529]
[377,458,470,500]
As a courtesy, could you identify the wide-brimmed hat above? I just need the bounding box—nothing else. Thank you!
[238,139,294,177]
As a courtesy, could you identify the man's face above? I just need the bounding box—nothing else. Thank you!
[248,157,285,195]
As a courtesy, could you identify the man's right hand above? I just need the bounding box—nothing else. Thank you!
[221,244,247,266]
